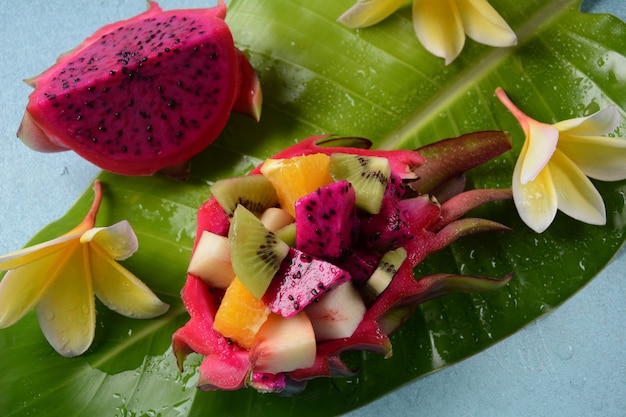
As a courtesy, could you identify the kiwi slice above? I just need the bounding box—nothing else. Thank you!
[275,222,296,246]
[328,153,391,214]
[229,205,290,299]
[211,174,278,217]
[363,247,407,302]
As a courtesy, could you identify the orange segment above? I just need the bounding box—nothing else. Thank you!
[213,277,270,349]
[260,153,334,216]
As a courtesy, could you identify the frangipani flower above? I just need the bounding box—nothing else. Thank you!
[338,0,517,64]
[0,181,169,357]
[496,87,626,233]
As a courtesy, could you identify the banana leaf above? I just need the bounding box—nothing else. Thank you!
[1,0,625,415]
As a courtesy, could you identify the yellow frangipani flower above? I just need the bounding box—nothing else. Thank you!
[496,87,626,233]
[338,0,517,64]
[0,181,169,357]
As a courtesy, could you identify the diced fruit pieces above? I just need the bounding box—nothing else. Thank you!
[249,312,316,374]
[263,248,351,318]
[305,281,366,341]
[363,247,408,301]
[187,230,235,288]
[260,154,334,216]
[213,277,271,349]
[260,207,294,233]
[211,174,278,217]
[358,179,413,252]
[294,180,356,259]
[329,153,391,214]
[229,205,290,299]
[275,223,296,247]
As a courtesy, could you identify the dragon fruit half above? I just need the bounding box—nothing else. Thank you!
[17,1,261,177]
[172,133,514,394]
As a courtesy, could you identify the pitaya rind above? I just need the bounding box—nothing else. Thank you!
[363,214,512,324]
[410,130,512,194]
[196,197,231,240]
[294,180,356,259]
[246,371,288,393]
[434,188,513,230]
[253,135,424,179]
[172,275,249,391]
[173,134,514,394]
[17,1,261,176]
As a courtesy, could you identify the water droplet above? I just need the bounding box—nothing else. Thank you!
[555,344,574,361]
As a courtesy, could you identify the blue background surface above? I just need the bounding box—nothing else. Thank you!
[0,1,624,416]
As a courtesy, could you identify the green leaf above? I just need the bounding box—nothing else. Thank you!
[2,0,626,415]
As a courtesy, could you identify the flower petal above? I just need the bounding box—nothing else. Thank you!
[549,150,606,226]
[80,220,138,261]
[412,0,465,65]
[89,242,169,319]
[456,0,517,47]
[554,104,620,136]
[558,133,626,181]
[0,235,76,271]
[512,142,558,233]
[0,246,76,328]
[519,120,559,184]
[36,245,95,357]
[337,0,406,28]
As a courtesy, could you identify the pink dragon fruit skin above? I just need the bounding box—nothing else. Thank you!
[173,133,514,394]
[17,1,262,176]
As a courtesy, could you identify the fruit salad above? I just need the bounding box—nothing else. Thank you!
[173,134,514,394]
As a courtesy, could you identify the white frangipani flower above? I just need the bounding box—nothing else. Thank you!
[496,87,626,233]
[338,0,517,64]
[0,181,169,357]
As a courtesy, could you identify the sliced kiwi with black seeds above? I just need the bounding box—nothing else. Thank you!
[362,246,408,302]
[328,153,391,214]
[229,205,290,299]
[211,174,278,217]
